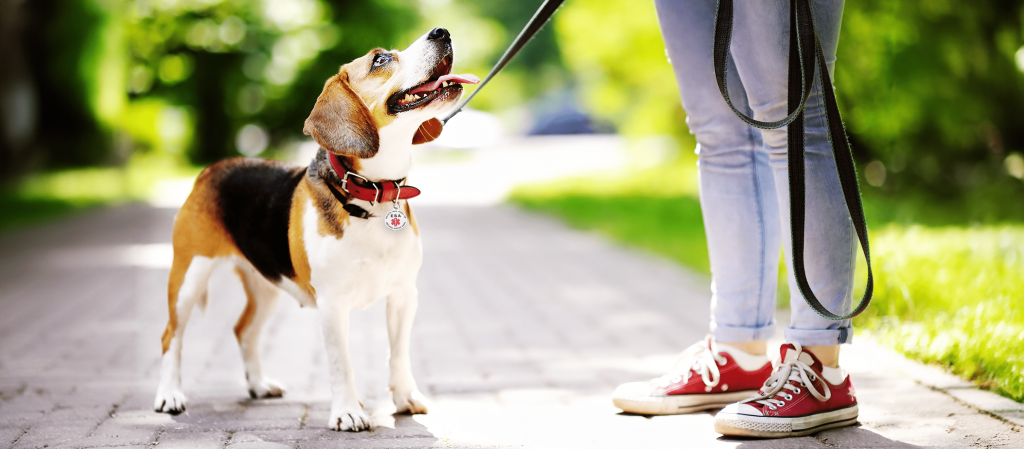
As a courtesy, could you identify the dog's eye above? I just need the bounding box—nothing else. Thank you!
[372,54,392,68]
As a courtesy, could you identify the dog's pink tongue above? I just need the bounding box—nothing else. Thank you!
[409,74,480,95]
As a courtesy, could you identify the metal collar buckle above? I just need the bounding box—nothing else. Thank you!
[341,171,379,205]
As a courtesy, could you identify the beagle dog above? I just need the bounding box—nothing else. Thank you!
[153,27,478,432]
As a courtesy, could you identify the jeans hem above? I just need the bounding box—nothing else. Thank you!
[784,327,853,346]
[712,322,776,343]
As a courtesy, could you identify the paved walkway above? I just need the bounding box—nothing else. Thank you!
[1,203,1022,448]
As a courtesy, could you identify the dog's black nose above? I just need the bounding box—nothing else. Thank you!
[428,27,450,42]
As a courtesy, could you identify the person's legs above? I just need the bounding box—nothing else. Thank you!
[655,0,782,350]
[727,0,853,361]
[609,0,782,417]
[712,0,859,437]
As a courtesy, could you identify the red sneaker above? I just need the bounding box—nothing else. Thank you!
[612,337,772,415]
[714,343,859,437]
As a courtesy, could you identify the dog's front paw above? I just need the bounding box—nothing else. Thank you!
[154,387,187,414]
[248,378,285,399]
[393,388,429,414]
[328,405,371,432]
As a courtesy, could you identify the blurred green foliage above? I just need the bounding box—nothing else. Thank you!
[554,0,690,139]
[102,0,418,164]
[835,1,1024,195]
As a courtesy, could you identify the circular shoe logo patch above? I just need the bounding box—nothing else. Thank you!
[384,210,408,231]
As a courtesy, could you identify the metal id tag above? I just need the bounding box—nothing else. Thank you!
[384,204,408,231]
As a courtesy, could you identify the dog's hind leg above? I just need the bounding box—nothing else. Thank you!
[155,254,218,414]
[233,264,284,399]
[387,286,429,414]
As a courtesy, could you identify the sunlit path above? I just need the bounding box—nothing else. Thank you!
[1,198,1021,448]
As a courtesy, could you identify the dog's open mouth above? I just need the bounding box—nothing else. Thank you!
[388,54,479,114]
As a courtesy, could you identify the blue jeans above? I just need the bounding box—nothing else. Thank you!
[654,0,855,346]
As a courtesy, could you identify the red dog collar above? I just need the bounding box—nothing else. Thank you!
[328,154,421,204]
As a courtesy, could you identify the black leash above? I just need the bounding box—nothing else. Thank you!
[714,0,873,321]
[440,0,566,124]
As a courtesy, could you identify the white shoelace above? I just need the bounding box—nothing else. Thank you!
[750,343,830,410]
[654,337,726,389]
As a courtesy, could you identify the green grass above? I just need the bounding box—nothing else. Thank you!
[0,196,99,232]
[861,226,1024,401]
[0,153,201,233]
[511,156,1024,403]
[514,153,709,272]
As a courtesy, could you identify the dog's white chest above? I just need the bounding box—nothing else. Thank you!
[302,200,421,309]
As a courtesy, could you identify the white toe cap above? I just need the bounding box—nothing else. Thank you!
[718,402,763,417]
[612,381,654,398]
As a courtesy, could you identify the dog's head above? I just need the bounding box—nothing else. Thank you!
[303,27,478,159]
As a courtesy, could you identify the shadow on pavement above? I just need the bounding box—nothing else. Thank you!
[721,424,924,448]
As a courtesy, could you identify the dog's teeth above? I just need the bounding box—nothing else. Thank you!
[442,81,448,88]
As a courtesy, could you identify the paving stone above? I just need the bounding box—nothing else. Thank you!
[154,428,227,449]
[299,437,442,449]
[108,409,178,426]
[717,436,827,448]
[169,415,303,432]
[1,392,54,417]
[998,410,1024,426]
[75,418,161,447]
[946,387,1024,413]
[368,416,436,439]
[0,426,28,448]
[240,402,306,420]
[815,426,920,448]
[12,422,96,449]
[0,408,46,428]
[226,431,295,449]
[81,446,150,449]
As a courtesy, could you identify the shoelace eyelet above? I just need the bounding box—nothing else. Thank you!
[768,405,777,410]
[794,387,801,394]
[782,393,793,401]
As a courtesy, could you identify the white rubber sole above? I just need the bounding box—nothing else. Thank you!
[612,390,759,415]
[714,404,859,438]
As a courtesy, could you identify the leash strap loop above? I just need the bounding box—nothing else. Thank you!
[714,0,873,321]
[713,0,816,130]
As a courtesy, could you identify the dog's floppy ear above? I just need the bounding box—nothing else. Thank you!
[412,118,443,145]
[303,72,379,158]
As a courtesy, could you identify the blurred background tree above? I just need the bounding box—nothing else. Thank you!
[6,0,419,171]
[835,0,1024,200]
[2,0,1024,199]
